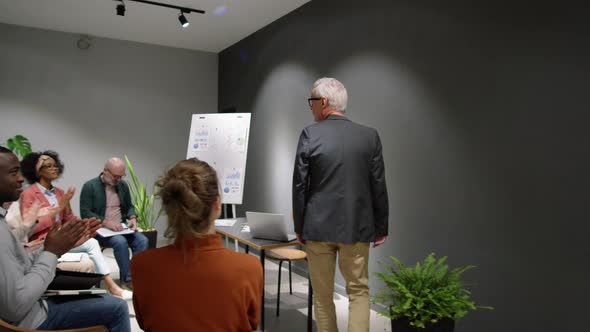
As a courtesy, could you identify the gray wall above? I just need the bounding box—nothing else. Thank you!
[0,23,218,239]
[218,0,589,331]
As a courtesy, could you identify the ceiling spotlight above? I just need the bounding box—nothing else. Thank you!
[116,2,126,16]
[178,12,189,28]
[109,1,205,27]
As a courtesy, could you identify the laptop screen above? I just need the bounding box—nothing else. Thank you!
[246,212,295,242]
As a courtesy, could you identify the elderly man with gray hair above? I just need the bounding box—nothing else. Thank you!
[293,77,389,332]
[80,157,148,290]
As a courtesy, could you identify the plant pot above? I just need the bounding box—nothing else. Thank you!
[392,317,455,332]
[139,229,158,249]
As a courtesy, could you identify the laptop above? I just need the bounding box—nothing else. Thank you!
[246,211,297,242]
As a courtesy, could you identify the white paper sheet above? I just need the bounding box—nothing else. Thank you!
[96,227,135,237]
[57,253,83,262]
[214,219,237,227]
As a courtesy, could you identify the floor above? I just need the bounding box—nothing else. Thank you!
[101,243,391,332]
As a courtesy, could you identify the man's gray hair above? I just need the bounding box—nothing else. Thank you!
[312,77,348,113]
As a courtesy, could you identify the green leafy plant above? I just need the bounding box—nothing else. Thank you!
[6,135,32,159]
[124,155,162,231]
[372,253,492,329]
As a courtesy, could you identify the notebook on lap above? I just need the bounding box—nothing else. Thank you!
[44,288,107,296]
[246,211,296,242]
[47,269,104,291]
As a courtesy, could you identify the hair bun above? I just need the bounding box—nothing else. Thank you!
[162,178,188,200]
[157,158,219,238]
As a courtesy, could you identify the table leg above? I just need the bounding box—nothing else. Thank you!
[245,245,249,254]
[260,249,266,331]
[307,275,313,332]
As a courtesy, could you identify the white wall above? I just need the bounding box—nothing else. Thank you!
[0,23,218,239]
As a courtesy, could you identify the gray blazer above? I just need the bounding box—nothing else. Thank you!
[0,212,57,328]
[292,115,389,243]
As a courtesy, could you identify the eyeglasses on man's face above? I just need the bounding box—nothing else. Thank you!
[307,97,322,108]
[106,168,126,179]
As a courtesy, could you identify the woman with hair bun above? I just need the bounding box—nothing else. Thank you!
[131,158,263,332]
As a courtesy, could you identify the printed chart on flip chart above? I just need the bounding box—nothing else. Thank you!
[186,113,251,205]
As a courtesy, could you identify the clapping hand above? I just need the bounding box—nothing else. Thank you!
[26,187,75,222]
[22,200,42,227]
[24,237,46,252]
[23,200,59,225]
[58,187,76,215]
[72,217,101,247]
[44,217,101,256]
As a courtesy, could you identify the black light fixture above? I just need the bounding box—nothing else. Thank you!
[178,11,189,28]
[114,0,205,28]
[116,1,125,16]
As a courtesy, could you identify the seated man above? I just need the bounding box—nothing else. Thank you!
[0,146,130,331]
[80,157,148,289]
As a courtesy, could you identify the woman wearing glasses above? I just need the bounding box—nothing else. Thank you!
[18,150,131,300]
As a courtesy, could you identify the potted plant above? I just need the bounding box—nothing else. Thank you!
[372,253,492,332]
[124,155,162,249]
[6,134,32,159]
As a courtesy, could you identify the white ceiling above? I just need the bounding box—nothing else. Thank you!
[0,0,310,53]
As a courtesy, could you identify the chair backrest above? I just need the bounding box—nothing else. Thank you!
[0,320,107,332]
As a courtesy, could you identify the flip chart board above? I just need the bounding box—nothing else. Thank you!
[186,113,251,204]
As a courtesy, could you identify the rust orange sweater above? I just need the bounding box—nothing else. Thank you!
[131,233,263,332]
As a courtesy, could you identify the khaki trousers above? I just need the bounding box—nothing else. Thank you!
[56,253,96,273]
[306,241,370,332]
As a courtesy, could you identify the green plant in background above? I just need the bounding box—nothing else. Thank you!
[372,253,492,329]
[6,135,32,159]
[124,155,162,231]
